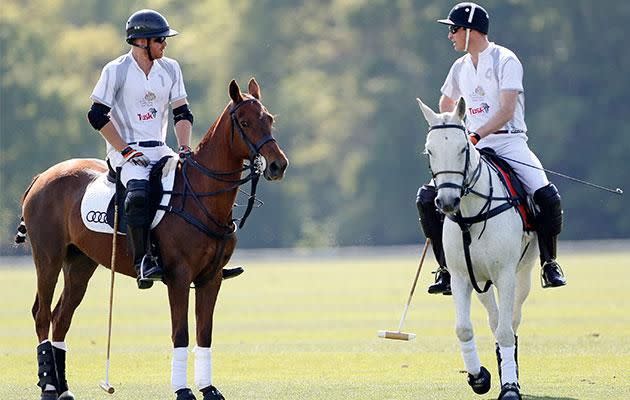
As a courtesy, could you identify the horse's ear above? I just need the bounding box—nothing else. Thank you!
[455,97,466,121]
[416,98,439,126]
[248,77,261,100]
[229,80,243,103]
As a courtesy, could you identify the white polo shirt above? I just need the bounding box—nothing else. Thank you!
[441,42,527,140]
[90,51,187,154]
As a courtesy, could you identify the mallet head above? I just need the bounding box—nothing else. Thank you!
[377,330,416,341]
[99,381,115,394]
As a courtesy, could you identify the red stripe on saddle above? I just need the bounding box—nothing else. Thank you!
[492,162,535,231]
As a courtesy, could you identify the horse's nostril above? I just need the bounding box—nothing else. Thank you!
[435,198,443,209]
[453,197,461,208]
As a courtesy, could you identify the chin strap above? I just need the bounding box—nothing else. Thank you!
[130,41,154,61]
[465,28,471,52]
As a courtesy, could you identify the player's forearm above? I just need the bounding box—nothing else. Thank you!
[439,95,457,113]
[175,120,192,148]
[99,122,128,152]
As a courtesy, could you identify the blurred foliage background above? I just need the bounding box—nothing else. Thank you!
[1,0,628,254]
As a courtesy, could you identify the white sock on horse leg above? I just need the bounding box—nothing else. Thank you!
[460,338,481,376]
[194,346,212,390]
[171,347,188,392]
[51,341,67,351]
[499,345,518,384]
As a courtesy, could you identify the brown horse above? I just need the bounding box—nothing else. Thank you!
[16,78,288,400]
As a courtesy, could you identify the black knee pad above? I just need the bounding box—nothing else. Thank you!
[37,341,59,390]
[416,185,443,239]
[533,183,562,236]
[125,179,151,227]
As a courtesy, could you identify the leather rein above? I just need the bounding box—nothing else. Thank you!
[160,99,276,240]
[427,123,519,293]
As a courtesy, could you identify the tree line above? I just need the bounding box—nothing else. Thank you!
[1,0,628,254]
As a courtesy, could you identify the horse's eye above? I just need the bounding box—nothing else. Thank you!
[240,120,249,128]
[460,147,466,154]
[425,149,432,156]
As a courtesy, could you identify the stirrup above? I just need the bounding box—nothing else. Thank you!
[540,260,566,288]
[136,254,163,289]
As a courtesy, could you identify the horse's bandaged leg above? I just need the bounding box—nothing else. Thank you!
[499,345,518,385]
[37,340,58,392]
[51,341,70,394]
[51,341,67,351]
[171,347,189,392]
[460,338,481,376]
[194,346,212,390]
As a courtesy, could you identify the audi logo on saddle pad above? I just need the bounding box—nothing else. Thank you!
[86,210,108,224]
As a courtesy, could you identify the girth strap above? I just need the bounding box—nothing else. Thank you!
[459,223,493,294]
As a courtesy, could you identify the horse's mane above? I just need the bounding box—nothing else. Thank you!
[197,102,233,150]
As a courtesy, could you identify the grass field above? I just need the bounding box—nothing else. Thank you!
[1,250,629,400]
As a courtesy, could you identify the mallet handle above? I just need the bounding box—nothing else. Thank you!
[397,238,431,332]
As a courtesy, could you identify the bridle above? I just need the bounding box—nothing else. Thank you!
[230,98,277,158]
[162,98,278,239]
[427,124,482,196]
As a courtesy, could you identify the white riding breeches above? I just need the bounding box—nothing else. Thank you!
[106,145,175,186]
[478,134,549,195]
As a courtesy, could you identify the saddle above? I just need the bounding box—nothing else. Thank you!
[479,148,535,231]
[80,155,178,235]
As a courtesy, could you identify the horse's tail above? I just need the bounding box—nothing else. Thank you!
[15,174,40,244]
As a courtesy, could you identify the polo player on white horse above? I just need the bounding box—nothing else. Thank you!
[416,2,566,296]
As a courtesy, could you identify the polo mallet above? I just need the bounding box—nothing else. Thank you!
[100,168,120,394]
[378,238,431,341]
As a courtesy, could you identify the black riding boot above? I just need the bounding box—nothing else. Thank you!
[534,184,566,288]
[417,185,451,295]
[125,179,163,289]
[127,224,163,289]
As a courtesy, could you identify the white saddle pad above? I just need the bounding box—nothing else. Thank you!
[80,157,178,234]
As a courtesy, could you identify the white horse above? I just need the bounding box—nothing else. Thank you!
[417,97,538,400]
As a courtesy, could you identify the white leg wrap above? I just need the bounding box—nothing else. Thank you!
[171,347,189,392]
[194,346,212,390]
[460,338,481,376]
[52,341,67,351]
[499,345,518,385]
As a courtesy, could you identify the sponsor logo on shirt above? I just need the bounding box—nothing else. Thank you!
[137,107,158,121]
[469,103,490,115]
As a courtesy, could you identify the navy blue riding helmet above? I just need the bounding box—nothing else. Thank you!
[437,2,489,35]
[126,9,178,44]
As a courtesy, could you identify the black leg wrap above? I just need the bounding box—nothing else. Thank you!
[125,179,162,288]
[201,385,225,400]
[52,346,69,395]
[417,185,451,295]
[37,342,59,391]
[176,388,197,400]
[467,365,491,395]
[499,383,522,400]
[416,186,447,267]
[533,183,562,264]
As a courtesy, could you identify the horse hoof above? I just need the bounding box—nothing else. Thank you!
[58,390,76,400]
[175,388,197,400]
[467,366,491,394]
[498,383,521,400]
[201,385,225,400]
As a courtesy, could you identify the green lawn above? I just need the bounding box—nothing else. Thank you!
[1,250,628,399]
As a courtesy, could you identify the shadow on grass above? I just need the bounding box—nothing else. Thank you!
[522,395,579,400]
